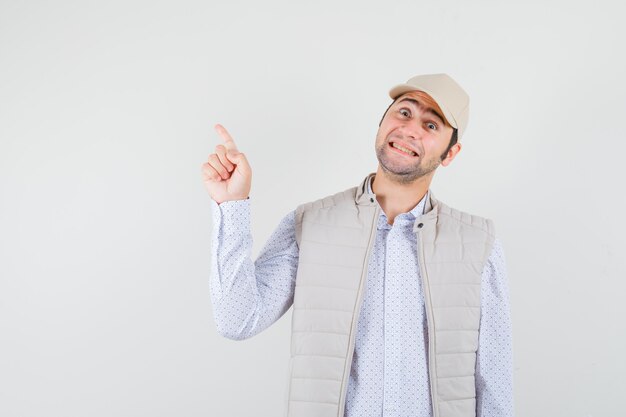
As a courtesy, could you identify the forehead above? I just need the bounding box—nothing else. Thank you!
[394,91,447,125]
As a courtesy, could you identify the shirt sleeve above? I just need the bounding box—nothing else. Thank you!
[209,197,299,340]
[475,237,515,417]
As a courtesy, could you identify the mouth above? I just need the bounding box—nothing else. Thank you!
[388,141,419,157]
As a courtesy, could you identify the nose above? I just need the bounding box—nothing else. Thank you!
[397,122,425,141]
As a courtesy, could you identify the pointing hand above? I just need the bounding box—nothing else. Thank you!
[201,124,252,204]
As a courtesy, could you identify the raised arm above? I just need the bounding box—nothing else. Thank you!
[202,124,299,340]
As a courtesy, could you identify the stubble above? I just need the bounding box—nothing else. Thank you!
[375,140,440,184]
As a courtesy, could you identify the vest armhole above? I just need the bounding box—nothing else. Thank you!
[484,217,497,264]
[485,217,496,239]
[294,204,306,248]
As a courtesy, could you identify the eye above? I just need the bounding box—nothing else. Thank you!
[398,108,411,117]
[426,122,438,130]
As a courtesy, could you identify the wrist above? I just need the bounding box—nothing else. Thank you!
[215,196,250,205]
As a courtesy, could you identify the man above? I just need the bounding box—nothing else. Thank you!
[201,74,514,417]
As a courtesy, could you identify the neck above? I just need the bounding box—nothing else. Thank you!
[371,166,432,225]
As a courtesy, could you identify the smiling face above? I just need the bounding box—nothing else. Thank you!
[374,90,461,184]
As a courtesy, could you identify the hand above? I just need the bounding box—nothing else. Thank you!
[201,124,252,204]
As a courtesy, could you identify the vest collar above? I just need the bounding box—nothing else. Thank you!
[354,172,440,231]
[355,172,379,206]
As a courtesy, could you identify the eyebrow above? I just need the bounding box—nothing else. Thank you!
[397,98,446,125]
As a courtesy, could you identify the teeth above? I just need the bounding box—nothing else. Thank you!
[391,142,416,156]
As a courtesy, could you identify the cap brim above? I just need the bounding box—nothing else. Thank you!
[388,84,458,129]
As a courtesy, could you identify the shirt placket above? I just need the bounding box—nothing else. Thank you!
[383,221,405,416]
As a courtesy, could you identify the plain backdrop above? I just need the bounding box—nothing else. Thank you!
[1,1,625,416]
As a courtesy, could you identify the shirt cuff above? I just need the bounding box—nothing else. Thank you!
[210,197,252,236]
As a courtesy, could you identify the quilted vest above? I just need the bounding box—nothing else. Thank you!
[284,172,496,417]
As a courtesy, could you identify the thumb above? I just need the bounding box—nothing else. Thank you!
[226,150,251,174]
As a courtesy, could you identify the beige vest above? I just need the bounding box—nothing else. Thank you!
[285,173,495,417]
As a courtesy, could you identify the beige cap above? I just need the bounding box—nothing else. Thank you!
[389,73,470,139]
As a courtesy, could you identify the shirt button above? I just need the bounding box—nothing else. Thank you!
[370,198,374,203]
[417,222,424,228]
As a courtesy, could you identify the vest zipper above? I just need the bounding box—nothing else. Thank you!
[336,205,380,417]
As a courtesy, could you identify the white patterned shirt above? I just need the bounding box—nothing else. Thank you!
[209,178,514,417]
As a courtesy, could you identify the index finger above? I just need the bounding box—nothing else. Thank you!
[214,124,239,152]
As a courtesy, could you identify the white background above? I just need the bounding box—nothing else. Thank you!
[1,1,624,416]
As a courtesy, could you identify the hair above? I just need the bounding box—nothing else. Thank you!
[440,128,458,161]
[378,94,459,161]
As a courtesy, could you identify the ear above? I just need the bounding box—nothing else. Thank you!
[441,142,462,167]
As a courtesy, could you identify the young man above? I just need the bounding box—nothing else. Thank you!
[202,73,514,417]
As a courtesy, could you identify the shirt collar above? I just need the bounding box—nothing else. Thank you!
[366,174,429,219]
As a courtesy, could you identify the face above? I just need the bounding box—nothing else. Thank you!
[374,91,460,184]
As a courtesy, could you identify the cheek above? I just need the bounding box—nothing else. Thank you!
[377,122,396,139]
[375,127,388,144]
[422,138,443,155]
